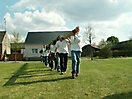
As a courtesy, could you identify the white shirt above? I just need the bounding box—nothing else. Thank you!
[70,33,82,52]
[55,40,69,53]
[50,44,56,53]
[43,48,49,56]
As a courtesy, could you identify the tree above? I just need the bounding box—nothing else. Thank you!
[11,30,22,62]
[84,25,95,60]
[97,39,107,49]
[106,36,119,47]
[84,25,95,45]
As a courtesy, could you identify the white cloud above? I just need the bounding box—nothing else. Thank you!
[10,0,32,10]
[81,13,132,44]
[9,0,132,22]
[9,0,132,23]
[4,9,67,41]
[1,0,132,45]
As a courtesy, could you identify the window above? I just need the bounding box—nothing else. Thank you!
[32,49,38,54]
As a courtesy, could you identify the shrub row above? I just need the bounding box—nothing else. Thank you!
[112,50,132,57]
[93,50,132,58]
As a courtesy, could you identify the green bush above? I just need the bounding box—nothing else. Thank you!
[99,46,112,58]
[112,50,132,57]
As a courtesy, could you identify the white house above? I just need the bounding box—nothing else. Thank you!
[0,31,11,55]
[24,31,71,60]
[0,31,11,60]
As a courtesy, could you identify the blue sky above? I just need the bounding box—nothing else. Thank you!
[0,0,19,21]
[0,0,132,45]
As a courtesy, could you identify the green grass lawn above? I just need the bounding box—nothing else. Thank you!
[0,58,132,99]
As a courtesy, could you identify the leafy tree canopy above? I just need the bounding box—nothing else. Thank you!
[106,36,119,46]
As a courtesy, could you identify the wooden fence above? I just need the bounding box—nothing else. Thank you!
[0,54,23,61]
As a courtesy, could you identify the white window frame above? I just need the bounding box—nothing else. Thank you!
[31,49,38,54]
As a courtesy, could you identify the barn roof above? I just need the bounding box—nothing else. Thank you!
[25,31,71,44]
[82,44,100,51]
[112,40,132,50]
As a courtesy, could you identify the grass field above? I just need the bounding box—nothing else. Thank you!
[0,58,132,99]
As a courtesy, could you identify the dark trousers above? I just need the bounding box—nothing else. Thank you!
[49,53,57,69]
[59,53,68,72]
[44,56,49,66]
[42,56,45,63]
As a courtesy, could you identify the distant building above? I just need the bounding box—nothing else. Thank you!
[111,40,132,57]
[24,31,71,60]
[0,31,10,60]
[82,44,100,56]
[112,40,132,51]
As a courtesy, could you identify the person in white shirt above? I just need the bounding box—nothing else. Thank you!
[69,26,82,79]
[49,40,57,71]
[55,36,61,72]
[39,49,43,62]
[42,44,50,67]
[40,53,43,62]
[54,35,70,74]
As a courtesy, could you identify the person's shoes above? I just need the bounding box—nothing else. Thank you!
[46,65,49,67]
[72,74,76,79]
[76,74,79,77]
[60,72,64,75]
[57,69,61,72]
[51,68,54,71]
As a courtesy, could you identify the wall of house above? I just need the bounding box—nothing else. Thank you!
[24,44,43,58]
[2,32,11,54]
[82,46,96,56]
[24,44,71,60]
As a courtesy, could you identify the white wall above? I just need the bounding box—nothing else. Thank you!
[24,44,43,58]
[24,44,71,58]
[2,32,11,54]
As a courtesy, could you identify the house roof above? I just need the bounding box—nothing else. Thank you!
[112,40,132,50]
[0,31,6,43]
[25,31,71,44]
[82,44,100,51]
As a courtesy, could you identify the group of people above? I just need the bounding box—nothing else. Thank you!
[40,26,82,79]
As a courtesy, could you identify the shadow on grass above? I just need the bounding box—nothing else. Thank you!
[13,76,72,85]
[3,63,72,86]
[3,63,28,86]
[102,92,132,99]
